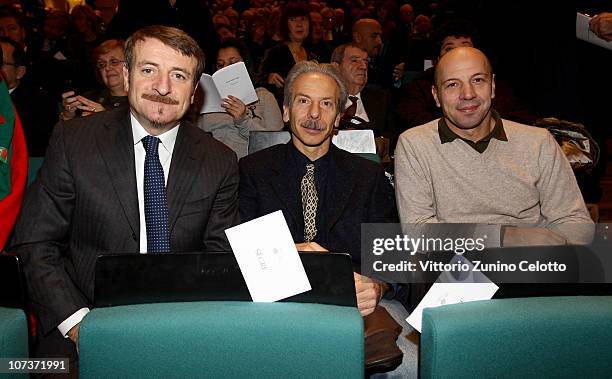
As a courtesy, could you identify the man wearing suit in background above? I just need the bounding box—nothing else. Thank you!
[11,25,239,371]
[239,61,401,317]
[331,43,397,152]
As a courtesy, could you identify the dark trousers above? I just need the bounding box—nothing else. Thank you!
[33,328,79,379]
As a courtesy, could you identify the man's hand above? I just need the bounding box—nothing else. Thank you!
[354,273,387,316]
[503,227,567,247]
[67,323,80,353]
[295,241,328,252]
[590,12,612,42]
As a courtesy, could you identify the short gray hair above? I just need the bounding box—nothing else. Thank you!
[283,60,348,113]
[330,43,366,64]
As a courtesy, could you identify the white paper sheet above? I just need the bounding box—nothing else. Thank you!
[406,257,498,332]
[225,211,312,302]
[332,130,377,153]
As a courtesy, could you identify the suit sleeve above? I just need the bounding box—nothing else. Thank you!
[238,158,260,223]
[203,151,240,251]
[395,79,439,128]
[11,123,89,335]
[368,164,399,224]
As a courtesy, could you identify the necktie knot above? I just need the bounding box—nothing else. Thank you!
[305,163,315,175]
[142,135,160,156]
[349,96,358,105]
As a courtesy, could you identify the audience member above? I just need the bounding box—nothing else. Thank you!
[240,60,398,315]
[307,11,333,62]
[394,19,536,129]
[257,1,317,107]
[66,4,105,91]
[352,17,401,88]
[0,36,57,156]
[0,66,27,250]
[243,14,275,67]
[12,26,239,369]
[394,47,592,246]
[0,6,27,47]
[105,0,218,72]
[331,43,397,148]
[196,39,283,158]
[60,39,128,121]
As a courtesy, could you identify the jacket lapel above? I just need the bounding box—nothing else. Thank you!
[96,112,139,238]
[166,122,202,232]
[325,146,356,231]
[268,143,301,229]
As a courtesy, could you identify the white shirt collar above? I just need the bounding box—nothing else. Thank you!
[130,112,180,155]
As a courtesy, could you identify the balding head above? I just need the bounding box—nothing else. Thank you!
[432,47,496,135]
[352,18,382,57]
[434,47,492,88]
[399,4,414,24]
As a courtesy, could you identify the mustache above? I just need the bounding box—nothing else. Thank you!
[301,119,326,130]
[141,93,179,105]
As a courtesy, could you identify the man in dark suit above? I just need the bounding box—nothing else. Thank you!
[239,61,400,316]
[12,25,239,366]
[0,37,57,156]
[331,43,398,153]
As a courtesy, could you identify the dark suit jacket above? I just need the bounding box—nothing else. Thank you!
[12,109,240,334]
[359,84,399,152]
[239,142,398,264]
[10,81,58,156]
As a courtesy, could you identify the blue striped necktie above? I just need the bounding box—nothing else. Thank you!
[142,135,170,253]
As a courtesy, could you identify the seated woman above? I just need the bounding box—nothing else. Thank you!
[196,39,283,159]
[60,39,128,120]
[256,1,317,107]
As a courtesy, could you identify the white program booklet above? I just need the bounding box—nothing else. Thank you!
[199,62,259,114]
[576,12,612,51]
[225,211,311,302]
[406,257,498,332]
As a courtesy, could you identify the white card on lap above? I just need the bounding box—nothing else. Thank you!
[225,211,312,302]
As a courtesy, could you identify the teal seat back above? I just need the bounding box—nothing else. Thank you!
[27,157,44,186]
[421,296,612,378]
[80,301,363,378]
[0,307,28,379]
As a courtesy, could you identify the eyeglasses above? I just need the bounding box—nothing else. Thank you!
[96,59,125,70]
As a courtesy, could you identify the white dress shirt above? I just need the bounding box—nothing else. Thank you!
[346,92,369,124]
[57,113,180,338]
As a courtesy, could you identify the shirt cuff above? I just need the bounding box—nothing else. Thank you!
[58,308,90,338]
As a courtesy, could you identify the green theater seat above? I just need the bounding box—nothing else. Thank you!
[0,307,28,379]
[420,296,612,378]
[80,301,363,378]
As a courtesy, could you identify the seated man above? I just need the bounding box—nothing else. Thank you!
[395,47,593,246]
[331,42,397,151]
[11,25,239,369]
[394,19,535,129]
[240,60,415,376]
[0,36,57,156]
[240,60,400,315]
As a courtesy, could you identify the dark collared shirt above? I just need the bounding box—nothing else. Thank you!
[438,109,508,153]
[289,142,330,244]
